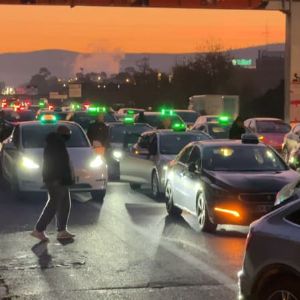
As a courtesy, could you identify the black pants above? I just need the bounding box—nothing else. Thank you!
[35,181,71,232]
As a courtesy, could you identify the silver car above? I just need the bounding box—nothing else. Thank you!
[120,129,211,198]
[238,199,300,300]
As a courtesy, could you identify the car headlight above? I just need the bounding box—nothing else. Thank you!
[275,183,295,206]
[20,156,40,170]
[90,155,104,169]
[112,150,123,160]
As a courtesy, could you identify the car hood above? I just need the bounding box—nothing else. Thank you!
[205,169,300,193]
[23,147,96,170]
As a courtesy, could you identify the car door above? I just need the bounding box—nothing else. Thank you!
[2,125,20,182]
[121,133,155,184]
[172,145,193,207]
[180,146,202,213]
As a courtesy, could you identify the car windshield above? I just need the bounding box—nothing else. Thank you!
[203,145,287,172]
[160,133,210,155]
[4,110,35,122]
[256,121,291,133]
[141,114,184,128]
[22,123,89,148]
[176,111,198,123]
[207,123,230,139]
[109,124,152,146]
[72,112,117,130]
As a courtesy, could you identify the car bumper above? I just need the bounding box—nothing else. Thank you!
[208,198,273,225]
[17,170,107,192]
[238,270,255,300]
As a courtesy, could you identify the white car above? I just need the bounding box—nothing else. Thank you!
[238,199,300,300]
[121,129,211,198]
[0,120,107,201]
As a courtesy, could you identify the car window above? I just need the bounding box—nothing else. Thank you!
[207,124,230,139]
[188,146,201,164]
[137,134,151,149]
[203,145,288,172]
[178,146,193,164]
[176,111,198,123]
[22,123,89,148]
[285,209,300,226]
[256,121,291,134]
[109,124,152,146]
[159,133,210,155]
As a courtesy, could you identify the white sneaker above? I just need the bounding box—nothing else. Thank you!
[30,230,49,242]
[57,230,75,240]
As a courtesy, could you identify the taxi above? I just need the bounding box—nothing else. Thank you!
[165,134,299,232]
[120,127,211,199]
[0,115,107,201]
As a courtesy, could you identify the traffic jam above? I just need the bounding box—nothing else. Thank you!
[0,95,299,299]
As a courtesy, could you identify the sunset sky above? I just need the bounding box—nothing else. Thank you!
[0,5,285,53]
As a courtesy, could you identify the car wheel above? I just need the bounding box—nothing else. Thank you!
[151,172,163,199]
[196,192,217,233]
[91,190,106,202]
[165,181,182,217]
[130,183,141,190]
[282,147,290,163]
[259,276,300,300]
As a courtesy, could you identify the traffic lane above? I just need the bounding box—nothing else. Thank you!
[0,182,245,299]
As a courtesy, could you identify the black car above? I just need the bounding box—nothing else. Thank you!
[165,134,299,232]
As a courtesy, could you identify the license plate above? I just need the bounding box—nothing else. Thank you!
[255,205,273,213]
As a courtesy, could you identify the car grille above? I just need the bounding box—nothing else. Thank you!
[239,193,276,203]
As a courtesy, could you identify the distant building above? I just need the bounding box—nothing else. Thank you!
[255,50,284,95]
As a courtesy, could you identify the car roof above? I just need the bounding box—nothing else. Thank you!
[246,118,282,121]
[143,129,210,136]
[108,122,152,127]
[191,139,266,147]
[174,109,197,113]
[17,120,78,127]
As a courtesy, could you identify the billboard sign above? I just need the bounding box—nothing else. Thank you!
[69,84,82,98]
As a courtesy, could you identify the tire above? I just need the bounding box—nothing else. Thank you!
[258,276,300,300]
[282,147,290,163]
[196,192,217,233]
[151,172,164,199]
[91,190,106,202]
[130,183,141,190]
[165,181,182,217]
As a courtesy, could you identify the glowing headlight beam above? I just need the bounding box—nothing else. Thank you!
[21,156,40,170]
[90,155,104,168]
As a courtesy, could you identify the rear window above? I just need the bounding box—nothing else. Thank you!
[22,123,89,148]
[4,110,35,122]
[109,124,152,146]
[159,133,210,155]
[138,114,184,128]
[72,112,117,130]
[256,121,291,133]
[207,124,230,139]
[176,111,198,123]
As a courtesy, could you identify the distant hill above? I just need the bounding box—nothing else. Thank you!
[0,44,284,86]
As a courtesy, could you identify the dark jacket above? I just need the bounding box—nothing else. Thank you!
[229,122,246,139]
[87,121,109,146]
[42,132,75,186]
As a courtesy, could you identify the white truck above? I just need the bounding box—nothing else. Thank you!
[188,95,239,118]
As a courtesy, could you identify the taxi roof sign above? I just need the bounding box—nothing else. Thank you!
[40,114,57,123]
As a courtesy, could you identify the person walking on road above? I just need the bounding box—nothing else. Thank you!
[31,125,75,242]
[87,111,109,149]
[229,116,246,139]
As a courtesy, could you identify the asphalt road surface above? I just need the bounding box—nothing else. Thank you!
[0,181,248,300]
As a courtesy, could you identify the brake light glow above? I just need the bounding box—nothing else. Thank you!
[214,207,241,218]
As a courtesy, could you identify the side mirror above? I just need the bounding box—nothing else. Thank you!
[188,162,196,173]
